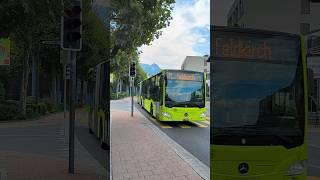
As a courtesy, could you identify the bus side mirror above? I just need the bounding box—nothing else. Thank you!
[307,68,315,95]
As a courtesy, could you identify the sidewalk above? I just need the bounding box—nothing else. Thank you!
[111,109,203,180]
[0,111,108,180]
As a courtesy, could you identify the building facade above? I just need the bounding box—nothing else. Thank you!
[181,56,210,96]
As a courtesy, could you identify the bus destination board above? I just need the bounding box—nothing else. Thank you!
[167,71,203,81]
[213,33,299,63]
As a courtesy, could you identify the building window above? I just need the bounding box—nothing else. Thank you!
[301,0,310,14]
[300,23,310,35]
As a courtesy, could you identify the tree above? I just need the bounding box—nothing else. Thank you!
[77,0,110,81]
[110,0,175,58]
[0,0,62,117]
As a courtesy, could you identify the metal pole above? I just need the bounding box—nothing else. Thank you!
[131,78,134,117]
[64,64,67,120]
[68,51,76,174]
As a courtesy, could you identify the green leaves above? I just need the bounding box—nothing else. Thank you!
[110,0,175,57]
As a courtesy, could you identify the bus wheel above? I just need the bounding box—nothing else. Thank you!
[100,138,109,150]
[100,124,109,150]
[150,105,154,117]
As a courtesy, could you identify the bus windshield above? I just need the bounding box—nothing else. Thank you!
[212,33,305,148]
[165,71,205,108]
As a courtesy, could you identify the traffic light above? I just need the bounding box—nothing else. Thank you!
[65,64,71,80]
[129,61,136,77]
[61,0,82,51]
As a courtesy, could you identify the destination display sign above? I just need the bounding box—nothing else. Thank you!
[213,33,299,62]
[166,71,203,81]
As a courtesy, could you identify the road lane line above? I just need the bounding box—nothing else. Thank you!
[201,120,210,125]
[179,124,191,128]
[189,121,207,128]
[308,176,320,180]
[309,144,320,149]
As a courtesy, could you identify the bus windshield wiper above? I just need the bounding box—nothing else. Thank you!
[212,126,297,146]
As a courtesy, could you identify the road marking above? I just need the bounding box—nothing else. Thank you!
[309,144,320,149]
[308,176,320,180]
[309,163,320,169]
[202,120,210,125]
[179,124,191,128]
[189,121,207,128]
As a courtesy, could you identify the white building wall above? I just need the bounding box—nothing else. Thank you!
[181,56,210,96]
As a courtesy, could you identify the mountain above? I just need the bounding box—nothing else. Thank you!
[140,63,161,77]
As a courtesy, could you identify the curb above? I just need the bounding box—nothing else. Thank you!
[110,113,113,180]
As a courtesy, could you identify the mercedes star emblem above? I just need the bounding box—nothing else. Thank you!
[238,163,249,174]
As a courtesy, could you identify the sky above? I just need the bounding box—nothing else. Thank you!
[138,0,210,70]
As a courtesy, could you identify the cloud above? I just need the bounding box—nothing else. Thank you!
[139,0,210,69]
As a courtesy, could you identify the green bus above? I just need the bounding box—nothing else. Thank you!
[138,69,207,122]
[211,26,312,179]
[87,61,110,150]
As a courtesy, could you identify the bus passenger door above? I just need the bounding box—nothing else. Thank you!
[158,76,164,119]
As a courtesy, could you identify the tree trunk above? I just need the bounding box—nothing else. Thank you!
[116,76,120,99]
[80,80,84,106]
[51,62,57,103]
[20,45,31,118]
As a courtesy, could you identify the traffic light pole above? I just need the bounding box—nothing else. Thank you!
[68,51,76,174]
[131,78,134,117]
[129,61,136,117]
[64,64,67,120]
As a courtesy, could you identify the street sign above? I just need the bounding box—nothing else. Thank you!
[65,64,71,80]
[0,38,10,65]
[41,40,60,45]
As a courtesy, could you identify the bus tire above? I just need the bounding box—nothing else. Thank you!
[100,123,109,150]
[150,104,154,117]
[100,139,109,150]
[89,128,93,134]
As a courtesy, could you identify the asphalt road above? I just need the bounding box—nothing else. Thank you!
[0,124,69,158]
[111,98,210,166]
[0,111,108,175]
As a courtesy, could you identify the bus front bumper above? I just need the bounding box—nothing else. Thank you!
[159,107,207,122]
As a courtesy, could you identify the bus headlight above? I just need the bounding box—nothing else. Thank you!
[287,160,306,176]
[200,112,206,118]
[162,112,171,118]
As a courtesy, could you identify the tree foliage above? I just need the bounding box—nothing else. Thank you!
[0,0,62,116]
[110,0,175,58]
